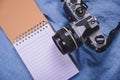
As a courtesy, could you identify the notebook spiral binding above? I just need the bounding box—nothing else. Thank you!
[14,21,48,46]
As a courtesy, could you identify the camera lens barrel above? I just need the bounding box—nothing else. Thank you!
[52,25,82,55]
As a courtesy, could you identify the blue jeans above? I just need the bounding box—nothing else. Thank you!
[0,0,120,80]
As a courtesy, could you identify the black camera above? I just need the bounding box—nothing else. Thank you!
[52,0,120,55]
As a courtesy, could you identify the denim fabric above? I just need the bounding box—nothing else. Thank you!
[0,28,33,80]
[0,0,120,80]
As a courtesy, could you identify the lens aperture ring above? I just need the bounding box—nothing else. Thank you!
[63,27,78,49]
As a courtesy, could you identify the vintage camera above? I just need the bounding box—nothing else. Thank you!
[52,0,120,55]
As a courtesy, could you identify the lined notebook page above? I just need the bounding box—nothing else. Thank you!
[13,23,79,80]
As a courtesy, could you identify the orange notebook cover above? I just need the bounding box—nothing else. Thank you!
[0,0,47,43]
[0,1,79,79]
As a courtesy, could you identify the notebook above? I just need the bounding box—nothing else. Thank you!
[0,0,79,80]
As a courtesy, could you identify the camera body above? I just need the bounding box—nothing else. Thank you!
[52,0,107,54]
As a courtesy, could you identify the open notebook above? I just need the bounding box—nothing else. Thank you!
[0,0,79,80]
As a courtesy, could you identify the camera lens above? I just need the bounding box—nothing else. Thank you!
[52,25,82,55]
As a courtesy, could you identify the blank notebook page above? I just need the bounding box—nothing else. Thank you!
[13,22,79,80]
